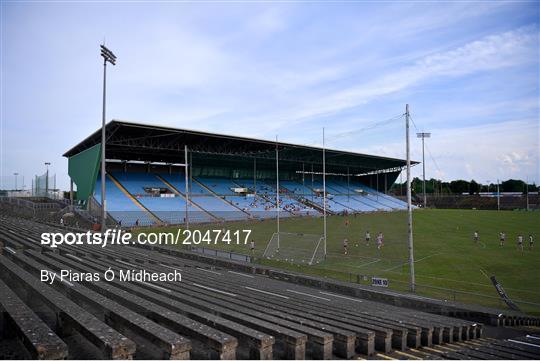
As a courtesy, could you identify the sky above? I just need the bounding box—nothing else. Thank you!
[1,1,539,191]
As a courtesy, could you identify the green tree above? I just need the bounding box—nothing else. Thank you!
[449,180,470,194]
[501,179,525,192]
[469,180,480,195]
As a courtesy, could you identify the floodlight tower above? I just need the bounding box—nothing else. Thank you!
[100,44,117,233]
[13,173,18,191]
[416,132,431,208]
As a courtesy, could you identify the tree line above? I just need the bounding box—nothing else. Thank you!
[391,178,538,195]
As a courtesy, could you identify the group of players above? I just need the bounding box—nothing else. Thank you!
[342,219,384,255]
[473,230,534,251]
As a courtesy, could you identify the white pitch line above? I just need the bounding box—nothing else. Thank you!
[192,283,237,297]
[196,267,222,275]
[245,286,289,299]
[228,271,254,278]
[383,262,406,272]
[286,289,331,301]
[384,253,441,271]
[319,291,363,303]
[415,253,442,263]
[353,259,381,268]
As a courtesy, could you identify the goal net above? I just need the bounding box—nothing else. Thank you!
[262,232,325,265]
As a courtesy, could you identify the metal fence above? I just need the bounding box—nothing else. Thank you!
[0,196,61,211]
[329,269,540,315]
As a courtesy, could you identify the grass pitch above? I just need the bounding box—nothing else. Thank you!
[138,209,540,314]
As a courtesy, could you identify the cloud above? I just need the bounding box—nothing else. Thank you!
[354,119,539,182]
[1,3,538,190]
[269,26,538,127]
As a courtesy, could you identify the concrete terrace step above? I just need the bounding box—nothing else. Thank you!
[0,278,68,360]
[1,214,539,360]
[0,255,136,359]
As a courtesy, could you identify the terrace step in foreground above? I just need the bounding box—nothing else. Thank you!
[0,215,539,360]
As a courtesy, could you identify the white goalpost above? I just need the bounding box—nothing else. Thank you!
[263,232,325,265]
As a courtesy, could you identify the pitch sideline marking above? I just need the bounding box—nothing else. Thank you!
[384,252,442,271]
[352,259,381,268]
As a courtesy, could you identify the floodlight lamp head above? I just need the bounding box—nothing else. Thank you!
[100,44,117,65]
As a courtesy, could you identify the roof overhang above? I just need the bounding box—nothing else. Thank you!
[63,120,417,174]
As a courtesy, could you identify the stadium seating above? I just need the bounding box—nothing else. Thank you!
[351,182,408,209]
[161,175,248,221]
[94,175,156,226]
[93,172,409,226]
[330,196,378,212]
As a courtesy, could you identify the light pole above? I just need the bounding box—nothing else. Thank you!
[100,44,117,232]
[406,104,415,293]
[486,180,490,193]
[416,132,431,208]
[497,179,500,211]
[13,173,18,191]
[525,177,529,211]
[44,162,51,196]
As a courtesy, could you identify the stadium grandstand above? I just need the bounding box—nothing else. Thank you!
[63,120,412,227]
